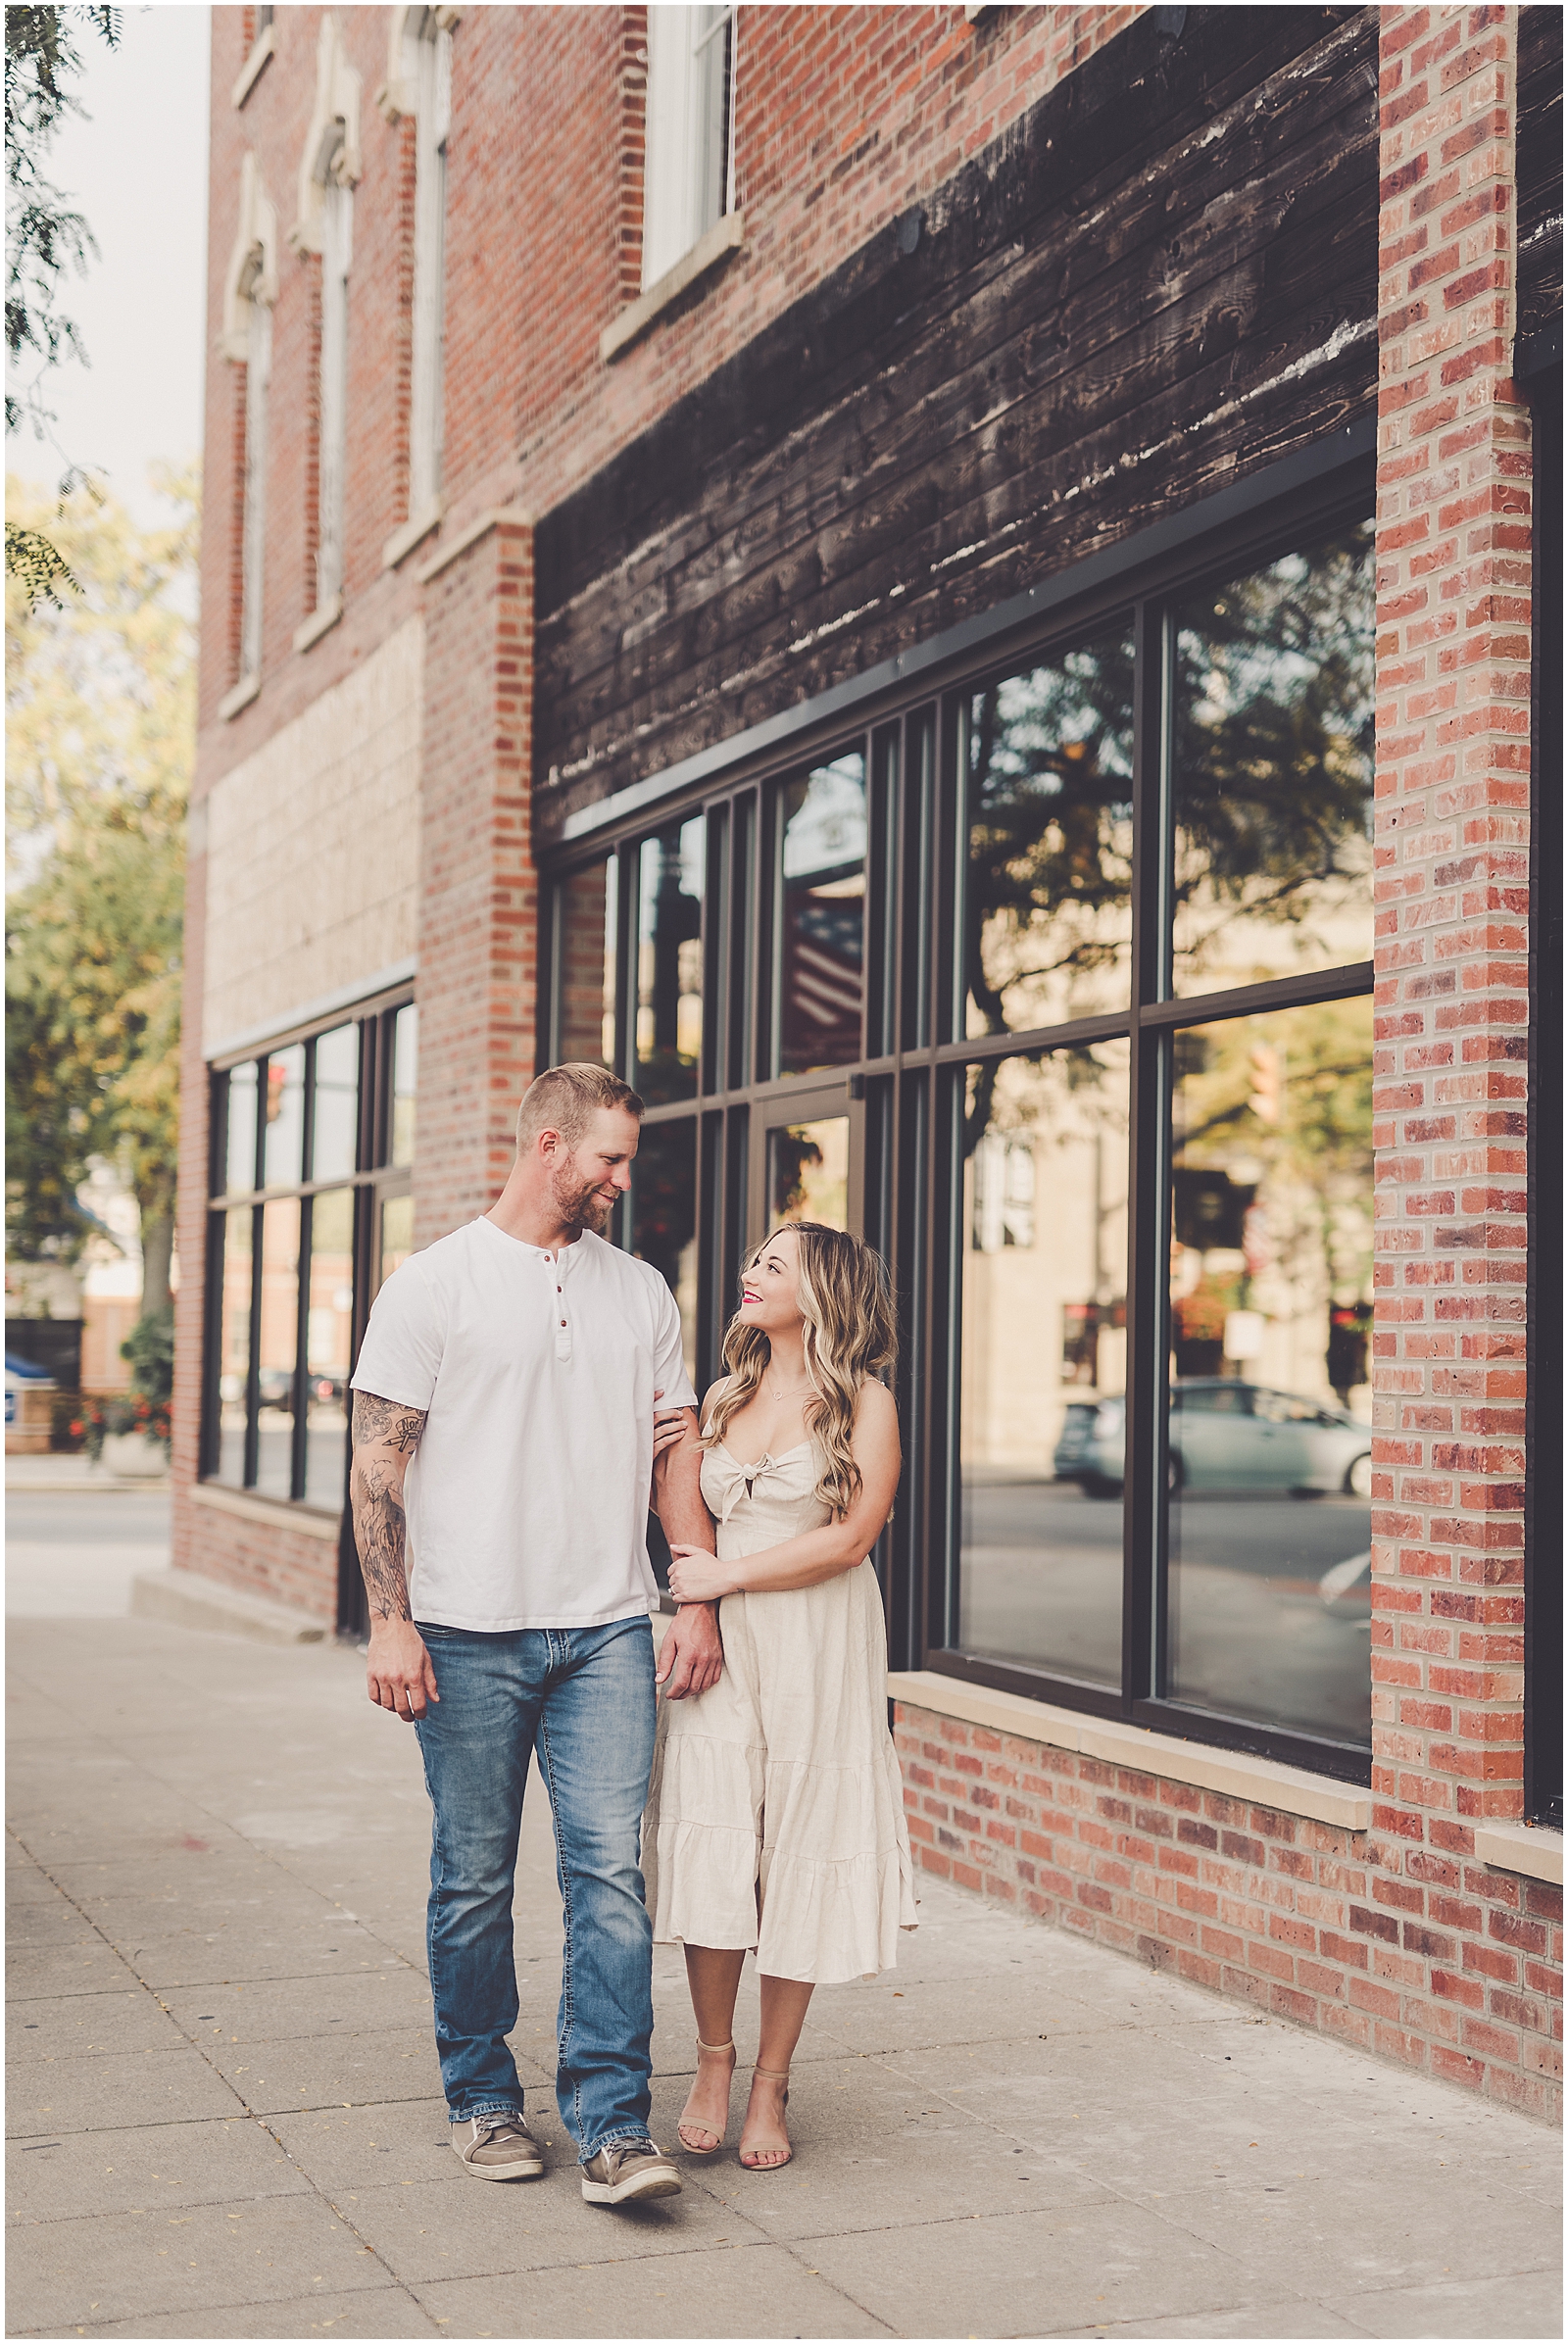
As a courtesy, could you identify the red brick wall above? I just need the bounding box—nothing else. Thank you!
[1367,0,1555,2093]
[612,6,649,308]
[884,0,1568,2122]
[896,1702,1562,2121]
[414,519,538,1245]
[194,5,1137,788]
[175,1508,338,1622]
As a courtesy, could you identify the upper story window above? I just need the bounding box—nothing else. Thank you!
[291,15,363,631]
[381,7,452,555]
[218,154,278,716]
[410,13,451,521]
[643,3,735,289]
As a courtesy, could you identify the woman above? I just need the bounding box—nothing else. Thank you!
[642,1220,916,2172]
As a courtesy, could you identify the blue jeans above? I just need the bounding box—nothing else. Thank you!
[413,1613,658,2162]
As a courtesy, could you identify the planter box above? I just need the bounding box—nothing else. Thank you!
[101,1432,170,1481]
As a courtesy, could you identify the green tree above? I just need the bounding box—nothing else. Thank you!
[5,470,194,1315]
[5,5,120,605]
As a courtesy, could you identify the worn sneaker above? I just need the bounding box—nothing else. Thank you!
[450,2110,546,2181]
[579,2138,682,2206]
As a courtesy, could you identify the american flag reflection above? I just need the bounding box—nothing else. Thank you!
[780,884,863,1070]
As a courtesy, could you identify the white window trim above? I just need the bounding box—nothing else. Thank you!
[600,207,745,366]
[1473,1821,1564,1885]
[231,18,275,110]
[290,13,363,256]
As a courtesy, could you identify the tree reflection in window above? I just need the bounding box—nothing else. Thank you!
[630,1116,699,1383]
[965,627,1136,1039]
[637,820,704,1104]
[1171,522,1374,994]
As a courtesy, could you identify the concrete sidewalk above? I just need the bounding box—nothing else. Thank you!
[6,1616,1560,2342]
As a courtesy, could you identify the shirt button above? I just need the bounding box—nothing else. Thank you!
[560,1320,566,1328]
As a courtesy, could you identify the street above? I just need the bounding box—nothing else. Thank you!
[960,1485,1372,1743]
[5,1482,1560,2339]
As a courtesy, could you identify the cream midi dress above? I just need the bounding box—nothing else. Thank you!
[642,1437,918,1985]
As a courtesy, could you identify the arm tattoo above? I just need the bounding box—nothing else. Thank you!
[352,1392,427,1453]
[352,1456,414,1621]
[350,1392,428,1620]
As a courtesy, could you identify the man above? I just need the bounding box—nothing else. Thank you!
[348,1062,721,2207]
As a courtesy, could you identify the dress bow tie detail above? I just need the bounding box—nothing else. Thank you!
[703,1443,812,1527]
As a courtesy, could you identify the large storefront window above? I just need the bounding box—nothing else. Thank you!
[958,1045,1128,1685]
[1166,998,1374,1744]
[545,472,1377,1779]
[203,997,414,1510]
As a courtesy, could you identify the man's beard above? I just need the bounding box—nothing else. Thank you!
[553,1166,613,1235]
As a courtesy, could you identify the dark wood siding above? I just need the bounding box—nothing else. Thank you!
[534,5,1377,838]
[1516,4,1563,353]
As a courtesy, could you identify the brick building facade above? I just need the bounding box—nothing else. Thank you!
[177,5,1561,2117]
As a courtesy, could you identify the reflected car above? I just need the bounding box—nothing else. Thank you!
[1055,1380,1372,1499]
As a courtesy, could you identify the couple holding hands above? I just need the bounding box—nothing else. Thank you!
[349,1062,915,2208]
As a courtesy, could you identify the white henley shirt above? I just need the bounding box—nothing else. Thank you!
[349,1216,697,1631]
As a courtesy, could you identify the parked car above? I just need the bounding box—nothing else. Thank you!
[1056,1380,1372,1499]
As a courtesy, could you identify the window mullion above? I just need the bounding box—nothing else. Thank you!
[1121,598,1166,1713]
[243,1201,264,1489]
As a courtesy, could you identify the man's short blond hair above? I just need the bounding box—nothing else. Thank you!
[516,1063,644,1153]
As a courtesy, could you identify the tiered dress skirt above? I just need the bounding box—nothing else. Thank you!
[642,1440,917,1985]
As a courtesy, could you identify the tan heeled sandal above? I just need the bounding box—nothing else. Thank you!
[677,2036,736,2156]
[738,2063,792,2171]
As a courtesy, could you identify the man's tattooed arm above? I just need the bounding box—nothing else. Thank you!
[350,1392,428,1622]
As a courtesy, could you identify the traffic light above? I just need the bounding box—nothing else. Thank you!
[1249,1042,1283,1123]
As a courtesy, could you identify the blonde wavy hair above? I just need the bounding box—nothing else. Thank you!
[702,1223,898,1518]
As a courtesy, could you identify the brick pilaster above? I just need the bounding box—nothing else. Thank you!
[415,519,538,1245]
[1369,3,1549,2099]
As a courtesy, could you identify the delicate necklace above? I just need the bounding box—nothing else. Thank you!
[767,1374,813,1401]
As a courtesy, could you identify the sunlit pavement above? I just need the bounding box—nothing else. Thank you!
[5,1493,1561,2340]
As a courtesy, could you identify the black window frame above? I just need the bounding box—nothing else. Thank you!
[201,988,416,1553]
[540,445,1381,1785]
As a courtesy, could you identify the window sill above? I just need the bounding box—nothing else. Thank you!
[217,671,261,723]
[600,211,746,366]
[293,594,342,655]
[382,497,444,571]
[1472,1821,1564,1886]
[192,1481,341,1542]
[231,26,275,109]
[887,1669,1373,1833]
[416,508,529,584]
